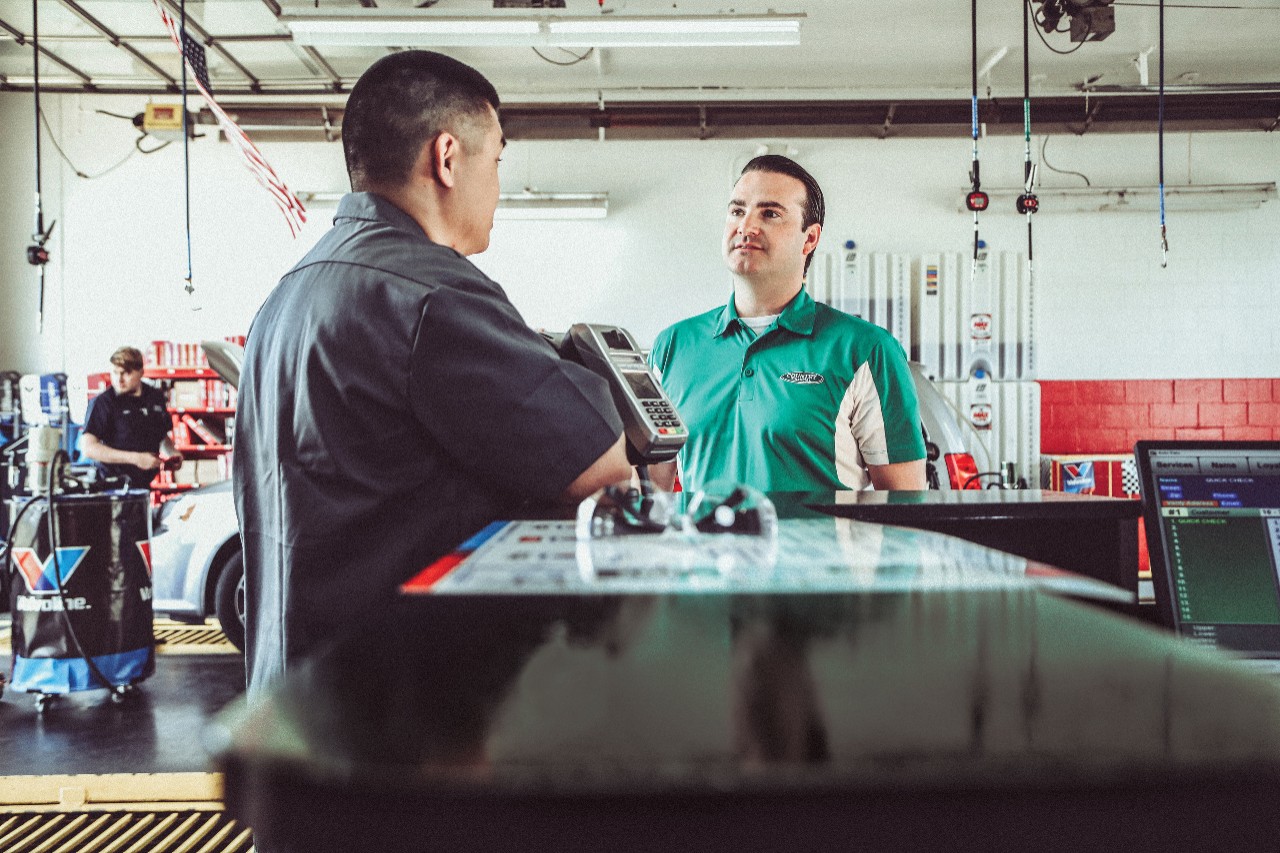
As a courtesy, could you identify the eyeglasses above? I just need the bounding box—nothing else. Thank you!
[577,481,777,541]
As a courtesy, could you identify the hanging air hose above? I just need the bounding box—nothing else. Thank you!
[1158,0,1169,267]
[180,0,196,296]
[26,0,56,334]
[964,0,989,277]
[1018,0,1040,264]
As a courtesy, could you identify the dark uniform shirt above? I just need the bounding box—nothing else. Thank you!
[82,384,171,488]
[234,192,623,695]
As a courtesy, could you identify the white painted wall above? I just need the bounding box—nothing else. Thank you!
[1,93,45,374]
[2,92,1277,380]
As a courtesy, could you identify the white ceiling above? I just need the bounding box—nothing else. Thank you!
[0,0,1277,103]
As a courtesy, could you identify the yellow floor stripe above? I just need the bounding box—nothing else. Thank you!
[0,621,238,657]
[0,773,223,812]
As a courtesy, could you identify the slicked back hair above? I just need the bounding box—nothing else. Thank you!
[109,346,144,372]
[343,50,501,192]
[739,155,825,274]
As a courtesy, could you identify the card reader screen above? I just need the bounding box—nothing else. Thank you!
[624,372,662,400]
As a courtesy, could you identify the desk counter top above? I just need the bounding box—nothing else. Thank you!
[791,488,1142,521]
[212,517,1280,851]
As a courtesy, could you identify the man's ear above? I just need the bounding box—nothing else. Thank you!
[426,131,462,189]
[803,222,822,257]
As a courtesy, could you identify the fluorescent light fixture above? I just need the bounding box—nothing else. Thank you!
[286,15,541,47]
[283,11,802,48]
[548,15,801,47]
[969,183,1277,213]
[496,192,608,220]
[298,191,608,219]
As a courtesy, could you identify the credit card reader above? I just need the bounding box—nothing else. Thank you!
[556,324,686,466]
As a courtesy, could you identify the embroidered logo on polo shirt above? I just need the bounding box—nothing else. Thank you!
[779,371,824,385]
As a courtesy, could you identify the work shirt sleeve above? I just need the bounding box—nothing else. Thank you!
[647,328,672,380]
[408,285,624,502]
[82,393,113,442]
[842,336,927,467]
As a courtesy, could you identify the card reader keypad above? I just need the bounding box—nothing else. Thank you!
[642,400,684,435]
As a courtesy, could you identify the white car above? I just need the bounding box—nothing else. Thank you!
[148,344,975,652]
[149,341,246,650]
[151,479,245,649]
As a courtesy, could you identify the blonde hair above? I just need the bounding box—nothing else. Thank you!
[109,346,144,372]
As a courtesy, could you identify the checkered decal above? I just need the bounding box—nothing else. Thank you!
[1121,457,1140,497]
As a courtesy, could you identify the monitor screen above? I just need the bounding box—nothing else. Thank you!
[1136,442,1280,656]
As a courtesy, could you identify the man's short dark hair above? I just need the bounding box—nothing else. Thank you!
[109,346,144,372]
[343,50,501,192]
[740,154,825,274]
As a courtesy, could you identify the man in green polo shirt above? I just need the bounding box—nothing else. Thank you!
[648,154,926,494]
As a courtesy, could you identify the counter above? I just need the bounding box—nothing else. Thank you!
[210,515,1280,852]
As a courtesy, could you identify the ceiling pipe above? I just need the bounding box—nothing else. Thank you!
[254,0,344,91]
[0,32,294,44]
[54,0,176,87]
[0,15,94,85]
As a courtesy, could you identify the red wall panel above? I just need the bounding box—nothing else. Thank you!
[1040,378,1279,454]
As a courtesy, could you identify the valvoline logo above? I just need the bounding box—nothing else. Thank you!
[136,541,153,575]
[12,546,91,595]
[780,371,825,385]
[1062,462,1095,493]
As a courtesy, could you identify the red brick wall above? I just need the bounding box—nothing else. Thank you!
[1040,379,1280,454]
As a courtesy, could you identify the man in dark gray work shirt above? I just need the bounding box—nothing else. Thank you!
[234,51,629,696]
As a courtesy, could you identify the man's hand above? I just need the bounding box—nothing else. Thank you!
[646,461,678,492]
[560,435,631,503]
[133,451,163,472]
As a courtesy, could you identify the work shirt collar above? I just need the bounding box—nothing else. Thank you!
[714,287,817,338]
[335,192,429,241]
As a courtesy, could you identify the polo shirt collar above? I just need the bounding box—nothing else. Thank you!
[335,192,425,238]
[714,287,817,338]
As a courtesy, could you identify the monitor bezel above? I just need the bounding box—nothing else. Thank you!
[1134,439,1280,634]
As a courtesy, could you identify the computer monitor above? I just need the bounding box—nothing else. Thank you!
[1135,440,1280,658]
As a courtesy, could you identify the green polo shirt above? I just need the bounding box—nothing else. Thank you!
[649,289,925,493]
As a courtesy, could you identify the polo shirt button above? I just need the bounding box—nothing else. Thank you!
[744,367,755,377]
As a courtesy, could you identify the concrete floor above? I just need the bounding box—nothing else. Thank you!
[0,654,245,777]
[0,614,245,778]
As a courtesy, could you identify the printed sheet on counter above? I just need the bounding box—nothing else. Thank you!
[402,518,1128,602]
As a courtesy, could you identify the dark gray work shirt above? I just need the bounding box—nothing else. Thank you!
[233,192,622,695]
[83,384,171,488]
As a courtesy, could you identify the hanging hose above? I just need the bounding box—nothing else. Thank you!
[964,0,989,278]
[1018,0,1040,272]
[1158,0,1169,267]
[180,0,196,296]
[26,0,55,335]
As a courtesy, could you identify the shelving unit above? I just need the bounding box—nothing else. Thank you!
[144,371,235,494]
[142,338,243,498]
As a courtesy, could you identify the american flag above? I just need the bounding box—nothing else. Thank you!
[153,0,307,237]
